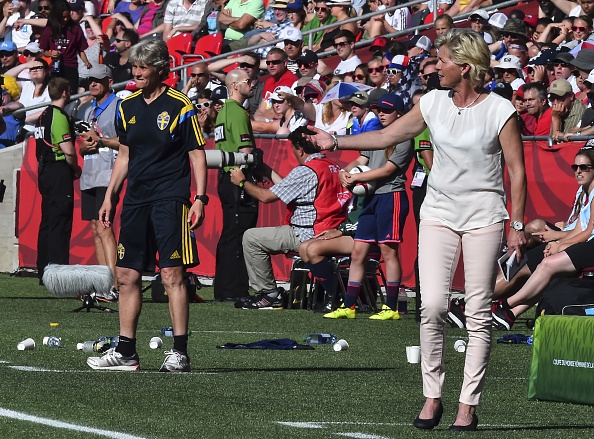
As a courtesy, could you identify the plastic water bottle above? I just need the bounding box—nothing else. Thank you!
[305,333,337,345]
[398,289,408,314]
[52,44,62,73]
[98,336,119,347]
[42,336,62,348]
[77,340,109,352]
[161,327,174,337]
[527,335,533,346]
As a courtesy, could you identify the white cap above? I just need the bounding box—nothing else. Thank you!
[585,69,594,86]
[278,26,303,42]
[488,12,508,29]
[270,85,294,101]
[494,54,524,77]
[470,9,489,21]
[76,342,84,350]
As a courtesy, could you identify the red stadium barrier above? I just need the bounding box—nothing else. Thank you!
[17,137,584,288]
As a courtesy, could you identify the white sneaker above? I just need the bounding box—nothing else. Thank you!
[94,286,119,303]
[159,350,190,372]
[86,348,139,371]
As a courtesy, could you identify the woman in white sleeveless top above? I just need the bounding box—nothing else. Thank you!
[311,29,527,431]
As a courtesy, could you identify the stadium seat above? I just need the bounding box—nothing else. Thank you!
[410,8,430,28]
[101,16,112,35]
[167,32,193,67]
[193,33,223,59]
[100,0,110,15]
[424,8,444,24]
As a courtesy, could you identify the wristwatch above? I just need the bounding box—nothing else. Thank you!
[510,220,524,231]
[193,194,209,205]
[238,179,247,188]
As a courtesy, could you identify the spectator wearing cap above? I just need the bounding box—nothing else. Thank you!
[208,52,264,116]
[468,10,494,44]
[103,28,139,85]
[296,50,320,80]
[162,0,207,42]
[405,35,432,59]
[254,47,298,121]
[343,91,381,135]
[514,84,536,136]
[4,42,42,83]
[527,48,557,86]
[0,42,20,74]
[256,27,302,69]
[367,0,410,38]
[39,0,91,94]
[523,82,552,136]
[553,51,580,93]
[386,54,414,109]
[3,0,35,51]
[219,0,265,50]
[488,18,527,61]
[210,84,228,113]
[333,30,362,76]
[251,85,309,133]
[78,16,110,90]
[494,55,525,92]
[76,64,121,297]
[293,81,351,134]
[549,78,586,141]
[570,47,594,84]
[506,43,529,68]
[303,0,336,51]
[248,0,293,52]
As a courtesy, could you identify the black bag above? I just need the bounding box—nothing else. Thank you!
[151,272,203,303]
[535,277,594,317]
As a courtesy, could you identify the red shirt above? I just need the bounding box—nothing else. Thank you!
[262,69,299,101]
[520,112,537,136]
[534,107,553,136]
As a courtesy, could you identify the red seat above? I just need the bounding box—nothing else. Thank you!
[193,33,223,59]
[100,0,110,15]
[101,16,112,35]
[424,8,444,24]
[167,33,193,68]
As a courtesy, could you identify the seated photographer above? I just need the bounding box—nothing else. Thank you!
[228,126,348,309]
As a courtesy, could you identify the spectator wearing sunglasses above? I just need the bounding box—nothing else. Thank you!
[194,89,217,135]
[342,91,381,135]
[333,30,362,76]
[0,42,20,75]
[3,41,41,83]
[553,51,580,93]
[302,0,337,51]
[487,18,527,60]
[526,48,557,86]
[367,57,388,90]
[182,63,214,104]
[493,55,525,93]
[103,28,140,84]
[254,47,298,121]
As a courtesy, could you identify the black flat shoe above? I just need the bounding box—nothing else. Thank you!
[412,402,443,430]
[449,413,478,431]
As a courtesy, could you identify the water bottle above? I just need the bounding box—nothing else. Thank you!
[52,44,62,73]
[398,289,408,314]
[98,336,119,347]
[42,336,62,348]
[77,340,109,352]
[527,335,533,346]
[161,327,174,337]
[305,333,337,345]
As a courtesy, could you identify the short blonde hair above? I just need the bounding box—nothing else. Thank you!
[435,28,490,90]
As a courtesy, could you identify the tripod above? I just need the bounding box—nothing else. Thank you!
[72,293,118,313]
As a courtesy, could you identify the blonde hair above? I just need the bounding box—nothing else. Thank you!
[435,28,490,90]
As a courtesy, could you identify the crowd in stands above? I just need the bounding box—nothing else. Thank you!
[3,0,594,320]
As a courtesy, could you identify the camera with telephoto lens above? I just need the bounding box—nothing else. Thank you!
[204,149,263,169]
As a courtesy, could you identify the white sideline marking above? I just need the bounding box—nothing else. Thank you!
[8,366,217,375]
[335,434,391,439]
[0,407,147,439]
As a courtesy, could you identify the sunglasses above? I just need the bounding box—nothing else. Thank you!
[23,50,37,56]
[284,39,300,46]
[314,6,328,11]
[303,94,318,100]
[386,68,402,75]
[266,59,284,66]
[571,164,593,171]
[196,101,211,110]
[554,61,570,68]
[239,62,256,69]
[500,68,517,74]
[115,38,130,43]
[234,78,251,85]
[368,66,385,74]
[88,76,107,83]
[298,61,316,68]
[38,4,51,11]
[572,26,589,32]
[191,72,208,77]
[354,74,366,80]
[335,41,350,48]
[549,93,571,101]
[0,51,15,57]
[469,16,482,22]
[271,99,285,104]
[29,66,44,71]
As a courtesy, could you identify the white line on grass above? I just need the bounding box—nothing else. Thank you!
[8,366,217,375]
[0,407,147,439]
[335,434,392,439]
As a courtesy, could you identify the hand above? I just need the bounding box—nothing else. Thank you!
[99,198,113,228]
[14,19,24,30]
[197,111,208,127]
[79,138,98,155]
[532,65,547,83]
[260,32,275,42]
[551,102,568,119]
[507,229,526,262]
[552,130,564,143]
[533,225,559,243]
[307,127,334,151]
[544,241,561,257]
[72,165,82,180]
[50,50,61,59]
[85,61,92,70]
[188,200,205,229]
[313,228,343,240]
[229,167,246,185]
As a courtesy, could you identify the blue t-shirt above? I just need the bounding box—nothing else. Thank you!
[114,2,146,24]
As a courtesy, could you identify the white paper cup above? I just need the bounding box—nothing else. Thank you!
[149,336,163,350]
[333,339,349,351]
[17,338,35,351]
[454,339,467,353]
[406,345,421,363]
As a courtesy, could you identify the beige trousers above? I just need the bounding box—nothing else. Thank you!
[418,220,504,406]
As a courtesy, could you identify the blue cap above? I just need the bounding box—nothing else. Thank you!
[287,0,304,10]
[68,0,85,11]
[210,85,228,102]
[373,93,405,112]
[0,41,17,52]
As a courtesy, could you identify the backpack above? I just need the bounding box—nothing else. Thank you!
[535,277,594,317]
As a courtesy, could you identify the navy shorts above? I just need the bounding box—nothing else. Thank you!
[81,187,117,221]
[116,199,199,272]
[354,191,409,244]
[565,239,594,271]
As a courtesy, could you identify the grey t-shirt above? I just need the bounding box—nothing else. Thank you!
[361,140,413,194]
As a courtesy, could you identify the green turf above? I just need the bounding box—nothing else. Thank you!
[0,273,592,439]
